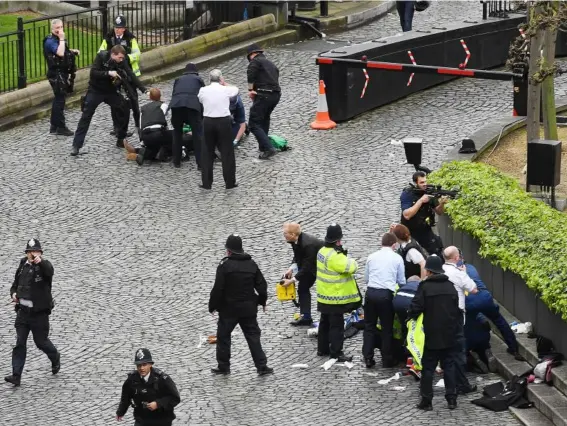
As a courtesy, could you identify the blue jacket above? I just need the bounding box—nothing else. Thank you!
[393,279,420,313]
[464,263,494,312]
[465,312,491,351]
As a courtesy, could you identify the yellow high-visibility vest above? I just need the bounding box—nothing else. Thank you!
[316,246,361,305]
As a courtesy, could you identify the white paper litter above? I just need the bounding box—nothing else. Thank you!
[435,379,445,388]
[378,372,400,385]
[292,364,309,369]
[321,358,337,371]
[534,378,544,384]
[392,386,406,391]
[307,327,318,337]
[511,322,532,334]
[364,372,378,377]
[196,335,207,348]
[390,139,403,146]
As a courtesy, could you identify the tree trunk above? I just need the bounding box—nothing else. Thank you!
[541,0,559,141]
[526,4,544,145]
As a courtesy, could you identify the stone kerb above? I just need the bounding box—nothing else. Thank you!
[0,14,277,121]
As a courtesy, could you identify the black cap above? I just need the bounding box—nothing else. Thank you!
[325,223,343,244]
[25,238,43,253]
[225,234,243,254]
[246,43,264,58]
[184,62,198,73]
[134,348,153,365]
[424,255,445,275]
[114,15,126,28]
[458,138,477,154]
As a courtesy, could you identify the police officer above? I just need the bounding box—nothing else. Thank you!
[116,348,180,426]
[316,224,362,362]
[400,171,449,256]
[99,15,141,137]
[5,239,60,387]
[44,19,80,136]
[71,45,145,156]
[169,62,205,169]
[208,234,273,376]
[246,43,280,160]
[136,88,173,165]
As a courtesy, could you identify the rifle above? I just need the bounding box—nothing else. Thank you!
[412,184,459,199]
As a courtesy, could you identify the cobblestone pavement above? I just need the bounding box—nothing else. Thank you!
[3,1,566,425]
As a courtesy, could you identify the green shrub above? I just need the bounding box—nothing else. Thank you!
[429,161,567,320]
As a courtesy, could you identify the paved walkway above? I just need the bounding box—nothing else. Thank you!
[2,2,565,425]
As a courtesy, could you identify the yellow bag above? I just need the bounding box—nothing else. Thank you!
[276,282,296,302]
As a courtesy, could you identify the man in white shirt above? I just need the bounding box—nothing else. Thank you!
[442,246,478,394]
[197,69,239,190]
[363,232,406,369]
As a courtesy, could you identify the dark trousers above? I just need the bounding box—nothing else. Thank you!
[482,304,518,353]
[216,315,267,369]
[454,318,473,391]
[249,91,280,152]
[298,279,314,317]
[396,1,415,32]
[171,107,203,167]
[202,116,236,188]
[49,82,67,130]
[73,91,129,149]
[362,288,395,366]
[318,312,344,357]
[141,128,173,159]
[12,310,59,376]
[412,227,443,257]
[134,421,172,426]
[111,92,139,130]
[421,345,458,402]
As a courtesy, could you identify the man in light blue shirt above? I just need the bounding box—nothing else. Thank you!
[362,233,406,369]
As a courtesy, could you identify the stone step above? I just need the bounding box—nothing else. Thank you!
[510,406,554,426]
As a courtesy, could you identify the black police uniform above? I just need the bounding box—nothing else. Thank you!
[169,63,205,168]
[43,33,77,135]
[138,101,173,162]
[5,239,60,386]
[246,44,281,155]
[398,239,427,279]
[72,51,144,155]
[208,235,272,375]
[117,349,180,426]
[400,186,444,256]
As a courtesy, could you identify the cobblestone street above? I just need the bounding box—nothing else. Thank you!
[2,2,565,425]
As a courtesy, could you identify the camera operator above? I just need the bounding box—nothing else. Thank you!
[400,171,448,256]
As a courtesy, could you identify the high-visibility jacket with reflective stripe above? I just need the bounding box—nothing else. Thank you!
[99,36,141,76]
[316,246,360,305]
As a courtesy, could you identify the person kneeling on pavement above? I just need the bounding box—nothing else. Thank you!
[136,88,174,165]
[393,275,421,341]
[465,312,493,374]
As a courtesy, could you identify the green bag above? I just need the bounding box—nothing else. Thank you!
[269,134,290,151]
[182,124,192,133]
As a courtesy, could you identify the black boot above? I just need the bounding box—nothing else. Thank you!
[56,127,74,136]
[416,398,432,411]
[257,366,274,376]
[136,147,146,166]
[211,367,230,375]
[447,397,457,410]
[4,375,21,386]
[290,317,313,326]
[334,353,353,363]
[364,358,376,368]
[52,353,61,375]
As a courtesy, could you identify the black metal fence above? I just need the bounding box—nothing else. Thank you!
[481,1,526,19]
[0,1,247,93]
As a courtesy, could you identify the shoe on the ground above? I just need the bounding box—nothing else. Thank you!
[49,126,57,134]
[4,375,21,386]
[70,146,80,156]
[173,162,181,169]
[507,348,525,361]
[416,398,432,411]
[317,351,330,357]
[111,130,133,137]
[485,349,497,372]
[52,354,61,375]
[116,139,124,148]
[447,398,457,410]
[364,358,376,369]
[458,384,477,395]
[258,149,276,160]
[199,184,211,190]
[333,354,353,363]
[257,366,274,376]
[56,127,74,136]
[110,129,117,136]
[409,365,422,381]
[470,351,489,374]
[211,367,230,375]
[290,317,313,326]
[226,183,239,189]
[136,147,146,166]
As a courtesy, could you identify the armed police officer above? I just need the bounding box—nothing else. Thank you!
[116,348,180,426]
[99,15,141,137]
[5,239,60,387]
[400,171,449,256]
[71,45,146,157]
[246,43,280,160]
[316,224,361,362]
[44,19,79,136]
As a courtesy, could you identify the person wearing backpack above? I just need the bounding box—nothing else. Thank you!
[116,348,180,425]
[392,223,426,279]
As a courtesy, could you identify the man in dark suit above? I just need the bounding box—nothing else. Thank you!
[281,222,324,326]
[169,62,205,168]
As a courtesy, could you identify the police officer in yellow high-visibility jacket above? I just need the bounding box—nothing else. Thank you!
[99,15,141,137]
[316,223,362,362]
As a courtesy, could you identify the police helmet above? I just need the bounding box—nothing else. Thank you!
[325,223,343,244]
[114,15,127,28]
[134,348,154,365]
[25,238,43,253]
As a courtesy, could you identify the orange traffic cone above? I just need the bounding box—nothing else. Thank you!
[310,80,336,130]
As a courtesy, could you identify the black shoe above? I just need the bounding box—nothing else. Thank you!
[416,399,433,411]
[245,125,250,136]
[290,317,313,326]
[226,183,239,189]
[136,148,146,166]
[70,146,80,156]
[507,348,525,361]
[259,149,276,160]
[334,354,353,363]
[110,130,117,136]
[470,351,489,374]
[458,384,477,395]
[485,349,497,372]
[364,358,376,368]
[49,126,57,134]
[211,367,230,375]
[56,127,74,136]
[116,139,124,148]
[199,184,212,190]
[447,398,457,410]
[4,375,21,386]
[52,354,61,375]
[317,351,330,357]
[257,366,274,376]
[126,131,134,137]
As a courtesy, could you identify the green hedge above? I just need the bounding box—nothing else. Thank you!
[429,161,567,320]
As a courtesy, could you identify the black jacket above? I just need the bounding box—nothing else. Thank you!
[169,71,205,112]
[290,232,324,286]
[10,258,55,314]
[247,53,280,92]
[116,367,180,425]
[408,273,461,350]
[209,252,268,317]
[88,51,145,95]
[102,29,136,54]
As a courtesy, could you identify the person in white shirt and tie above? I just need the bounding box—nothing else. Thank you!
[197,69,239,190]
